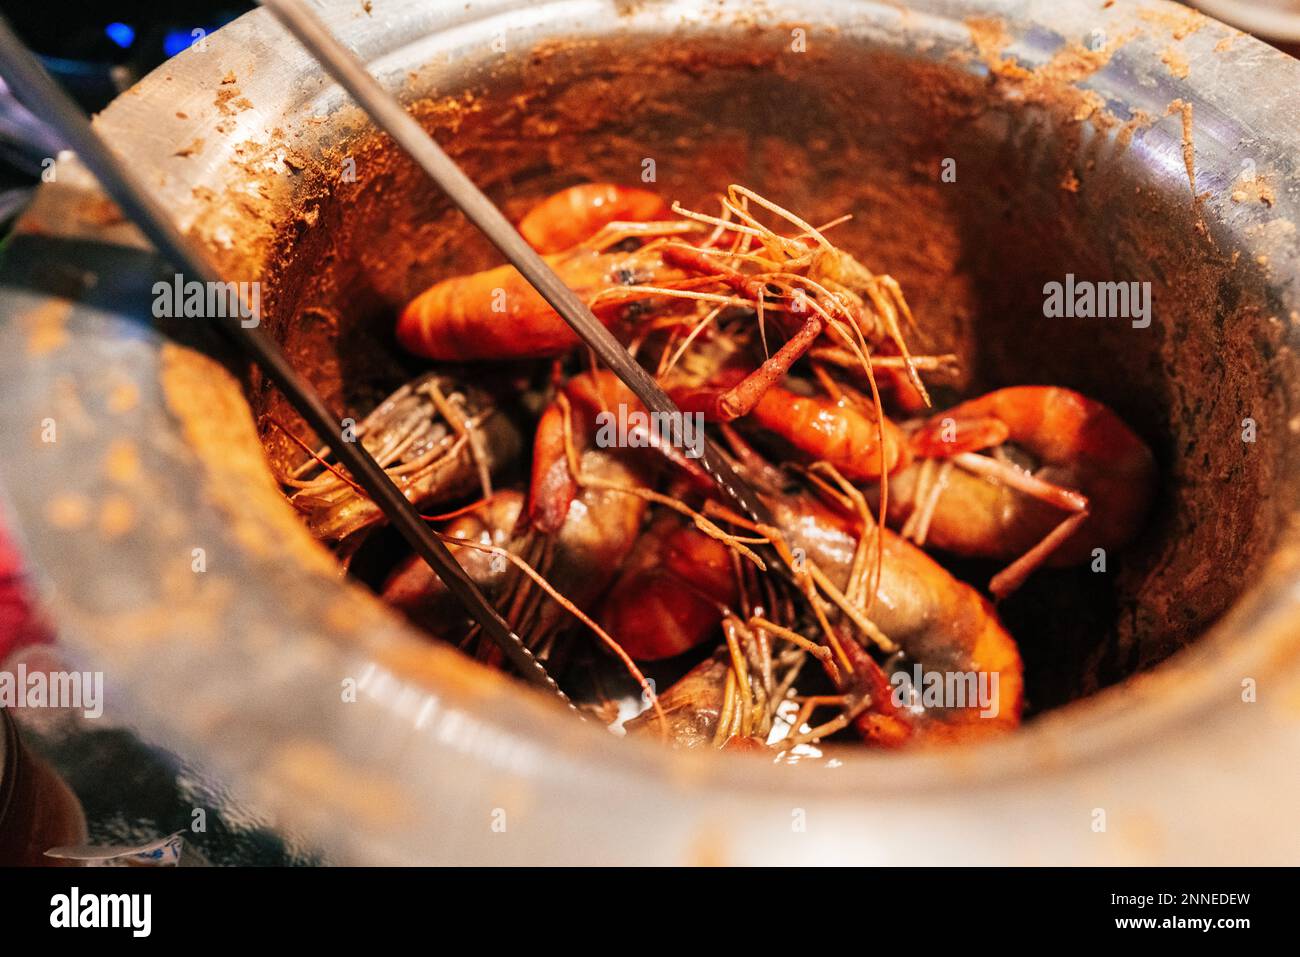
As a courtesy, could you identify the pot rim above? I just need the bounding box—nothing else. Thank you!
[2,0,1299,862]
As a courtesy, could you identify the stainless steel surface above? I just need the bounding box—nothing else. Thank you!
[1191,1,1300,43]
[0,0,1298,864]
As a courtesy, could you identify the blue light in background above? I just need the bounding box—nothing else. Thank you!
[163,30,199,58]
[104,22,135,49]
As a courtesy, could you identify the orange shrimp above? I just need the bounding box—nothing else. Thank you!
[604,472,1022,745]
[508,380,652,646]
[527,369,741,661]
[518,183,668,254]
[400,184,926,422]
[672,371,910,480]
[765,493,1024,746]
[383,447,649,668]
[889,386,1157,598]
[382,491,524,633]
[645,184,930,421]
[399,181,691,362]
[751,385,911,481]
[381,374,653,652]
[529,369,713,533]
[598,512,739,661]
[518,447,648,652]
[397,245,686,361]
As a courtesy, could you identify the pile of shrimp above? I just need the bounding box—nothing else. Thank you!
[276,182,1157,753]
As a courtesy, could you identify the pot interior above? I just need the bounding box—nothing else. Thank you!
[242,30,1293,721]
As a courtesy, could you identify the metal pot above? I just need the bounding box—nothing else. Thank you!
[1,0,1298,864]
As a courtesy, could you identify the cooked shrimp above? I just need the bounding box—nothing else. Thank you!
[277,372,521,542]
[889,386,1157,597]
[623,655,730,747]
[598,512,738,660]
[673,372,910,480]
[518,183,669,254]
[397,245,688,361]
[382,491,525,633]
[765,492,1024,745]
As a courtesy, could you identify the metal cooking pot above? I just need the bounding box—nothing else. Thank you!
[1,0,1299,864]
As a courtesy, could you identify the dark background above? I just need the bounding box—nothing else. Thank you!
[0,2,254,220]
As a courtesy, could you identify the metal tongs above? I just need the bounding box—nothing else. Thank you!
[0,2,771,709]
